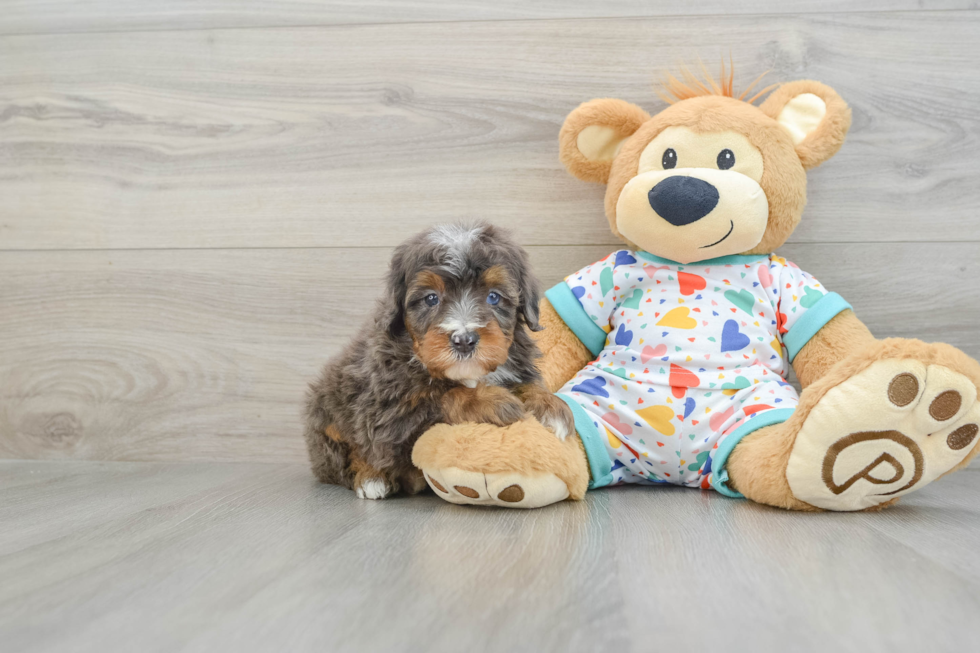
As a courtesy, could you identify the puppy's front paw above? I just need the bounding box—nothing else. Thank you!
[355,478,391,500]
[526,394,575,440]
[442,385,527,427]
[487,393,527,427]
[399,468,429,495]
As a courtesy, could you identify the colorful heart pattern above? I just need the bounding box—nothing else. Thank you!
[641,343,668,363]
[708,406,735,432]
[614,323,633,346]
[800,286,824,309]
[724,289,756,315]
[621,289,643,309]
[614,251,638,268]
[602,411,633,436]
[677,271,706,296]
[600,266,614,297]
[656,307,697,329]
[721,376,751,396]
[557,249,831,490]
[720,319,750,352]
[757,264,772,288]
[571,376,608,397]
[637,405,676,435]
[668,363,699,398]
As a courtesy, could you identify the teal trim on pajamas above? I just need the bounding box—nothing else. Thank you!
[710,407,796,498]
[556,394,614,489]
[783,292,852,362]
[544,282,608,357]
[635,251,768,267]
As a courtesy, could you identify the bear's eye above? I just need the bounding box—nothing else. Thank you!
[662,148,677,170]
[424,293,440,307]
[717,149,735,170]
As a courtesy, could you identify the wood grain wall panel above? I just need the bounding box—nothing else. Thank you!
[2,243,976,463]
[1,12,978,250]
[0,1,972,36]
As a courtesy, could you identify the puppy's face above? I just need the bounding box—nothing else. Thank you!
[405,265,517,383]
[382,223,541,384]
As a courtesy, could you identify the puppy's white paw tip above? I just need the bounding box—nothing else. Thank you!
[355,478,389,500]
[540,415,571,441]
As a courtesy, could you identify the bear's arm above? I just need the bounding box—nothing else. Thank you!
[531,298,594,393]
[791,309,876,388]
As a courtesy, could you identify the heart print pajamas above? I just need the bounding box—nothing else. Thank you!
[544,250,852,497]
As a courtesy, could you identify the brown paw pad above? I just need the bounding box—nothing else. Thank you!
[496,484,524,503]
[427,475,447,493]
[454,485,480,499]
[888,373,919,407]
[930,390,962,421]
[947,424,978,451]
[822,431,923,497]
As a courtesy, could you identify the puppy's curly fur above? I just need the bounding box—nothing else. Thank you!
[304,222,573,499]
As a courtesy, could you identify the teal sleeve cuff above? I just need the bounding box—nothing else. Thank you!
[710,408,796,498]
[544,282,608,357]
[783,292,852,363]
[555,394,613,489]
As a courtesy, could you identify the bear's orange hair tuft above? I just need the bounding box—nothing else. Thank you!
[658,57,778,106]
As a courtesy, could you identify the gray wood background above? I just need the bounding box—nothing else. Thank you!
[2,1,979,463]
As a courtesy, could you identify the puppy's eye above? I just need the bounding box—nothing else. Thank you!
[717,149,735,170]
[662,148,677,170]
[424,293,439,307]
[486,291,501,306]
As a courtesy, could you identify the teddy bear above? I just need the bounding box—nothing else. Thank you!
[412,67,980,511]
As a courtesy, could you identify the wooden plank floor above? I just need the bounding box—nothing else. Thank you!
[2,460,979,653]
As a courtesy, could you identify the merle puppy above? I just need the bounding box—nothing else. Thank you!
[304,223,573,499]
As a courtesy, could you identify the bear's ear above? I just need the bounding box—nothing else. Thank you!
[760,80,852,170]
[559,98,650,183]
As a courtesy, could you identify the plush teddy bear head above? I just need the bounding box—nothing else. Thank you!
[559,70,851,264]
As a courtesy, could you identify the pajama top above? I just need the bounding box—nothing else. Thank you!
[544,250,851,497]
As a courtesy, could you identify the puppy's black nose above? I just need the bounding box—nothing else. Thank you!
[451,331,479,355]
[648,176,719,226]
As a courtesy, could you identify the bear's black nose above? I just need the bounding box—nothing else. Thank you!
[648,176,720,226]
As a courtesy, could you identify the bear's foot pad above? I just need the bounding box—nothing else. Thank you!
[788,359,979,510]
[422,467,569,509]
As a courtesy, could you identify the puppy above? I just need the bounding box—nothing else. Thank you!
[304,222,574,499]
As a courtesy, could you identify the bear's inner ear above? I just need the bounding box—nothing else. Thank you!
[776,93,827,145]
[559,98,650,184]
[760,80,852,170]
[577,125,628,161]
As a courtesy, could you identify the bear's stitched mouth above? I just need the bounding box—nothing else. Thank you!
[700,220,735,249]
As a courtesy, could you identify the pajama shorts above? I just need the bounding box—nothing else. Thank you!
[556,367,798,497]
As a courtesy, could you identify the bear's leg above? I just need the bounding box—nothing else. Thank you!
[727,340,980,511]
[724,421,818,511]
[412,418,591,509]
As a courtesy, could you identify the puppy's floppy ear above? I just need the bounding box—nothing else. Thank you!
[488,224,543,332]
[760,80,851,170]
[378,245,410,336]
[507,245,543,332]
[559,98,651,183]
[517,264,543,332]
